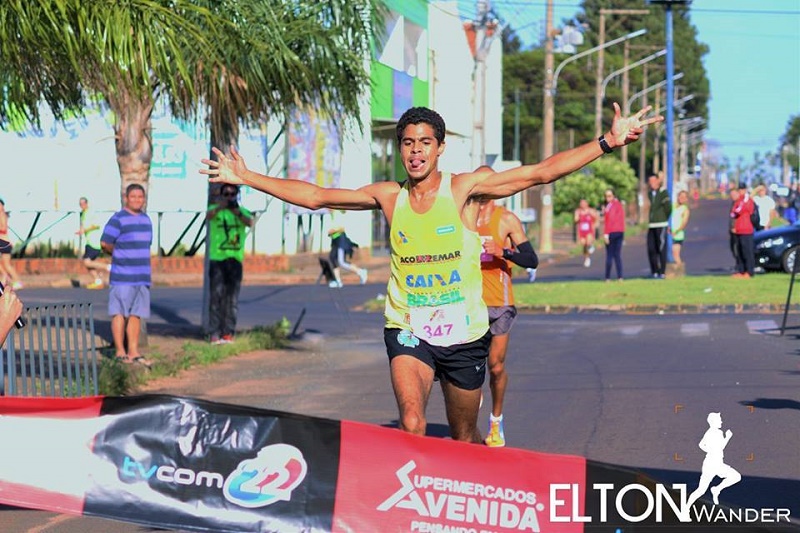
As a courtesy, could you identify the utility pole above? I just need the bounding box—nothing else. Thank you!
[621,39,630,163]
[470,1,499,169]
[540,0,555,253]
[638,64,648,224]
[593,8,650,138]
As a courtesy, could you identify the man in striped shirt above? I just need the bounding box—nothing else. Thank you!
[101,184,153,367]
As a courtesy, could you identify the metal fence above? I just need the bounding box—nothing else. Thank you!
[1,302,99,397]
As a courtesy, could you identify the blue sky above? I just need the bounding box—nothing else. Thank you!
[457,0,800,170]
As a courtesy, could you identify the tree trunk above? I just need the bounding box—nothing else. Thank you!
[114,97,154,208]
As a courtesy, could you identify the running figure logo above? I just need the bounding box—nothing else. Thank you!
[685,412,742,510]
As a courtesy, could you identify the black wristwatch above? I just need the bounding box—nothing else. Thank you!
[598,135,614,154]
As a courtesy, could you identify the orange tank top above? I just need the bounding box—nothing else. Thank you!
[478,206,514,307]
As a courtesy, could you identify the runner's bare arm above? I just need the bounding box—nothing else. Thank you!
[465,104,662,199]
[201,146,388,211]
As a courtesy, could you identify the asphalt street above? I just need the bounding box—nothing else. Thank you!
[4,197,799,532]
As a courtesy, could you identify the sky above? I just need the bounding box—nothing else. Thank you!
[456,0,800,171]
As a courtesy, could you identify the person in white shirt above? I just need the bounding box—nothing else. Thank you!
[752,184,776,231]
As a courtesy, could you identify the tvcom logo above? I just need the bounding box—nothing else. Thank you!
[120,443,308,509]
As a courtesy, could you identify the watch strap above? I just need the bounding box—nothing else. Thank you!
[598,135,614,154]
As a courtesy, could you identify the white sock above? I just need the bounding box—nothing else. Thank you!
[490,413,503,423]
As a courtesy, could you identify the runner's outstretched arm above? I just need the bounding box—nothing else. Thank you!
[201,147,385,212]
[467,103,662,199]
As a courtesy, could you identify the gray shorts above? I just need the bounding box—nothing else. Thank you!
[488,305,517,336]
[108,285,151,319]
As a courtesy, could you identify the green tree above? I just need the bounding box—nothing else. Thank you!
[553,157,637,214]
[0,1,381,206]
[0,0,223,204]
[195,1,382,159]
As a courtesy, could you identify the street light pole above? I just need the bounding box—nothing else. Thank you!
[648,0,692,200]
[541,26,647,252]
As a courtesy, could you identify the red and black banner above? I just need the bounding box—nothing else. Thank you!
[0,395,795,532]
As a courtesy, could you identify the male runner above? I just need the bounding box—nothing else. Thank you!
[476,190,538,447]
[201,103,661,443]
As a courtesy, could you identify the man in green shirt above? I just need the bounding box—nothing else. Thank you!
[206,184,253,344]
[76,197,109,289]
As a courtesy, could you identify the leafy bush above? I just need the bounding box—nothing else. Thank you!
[25,239,78,258]
[554,158,638,215]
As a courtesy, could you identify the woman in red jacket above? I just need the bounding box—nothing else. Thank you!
[602,189,626,281]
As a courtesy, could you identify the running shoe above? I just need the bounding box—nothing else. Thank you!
[583,257,591,268]
[359,268,368,284]
[485,418,506,448]
[11,281,23,290]
[86,280,104,290]
[329,280,343,288]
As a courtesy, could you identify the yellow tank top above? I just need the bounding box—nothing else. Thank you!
[478,206,515,307]
[384,173,489,346]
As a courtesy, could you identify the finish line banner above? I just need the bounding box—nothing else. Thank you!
[3,395,787,532]
[0,395,587,532]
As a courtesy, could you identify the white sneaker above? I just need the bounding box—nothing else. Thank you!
[328,280,342,288]
[583,257,591,268]
[358,269,368,284]
[527,268,537,283]
[588,245,595,254]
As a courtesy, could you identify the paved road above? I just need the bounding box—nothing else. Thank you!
[4,198,799,531]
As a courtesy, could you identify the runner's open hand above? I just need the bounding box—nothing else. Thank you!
[608,103,663,148]
[201,145,248,186]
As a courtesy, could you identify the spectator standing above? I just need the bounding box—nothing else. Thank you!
[574,198,598,267]
[730,182,756,279]
[76,197,109,289]
[101,184,153,367]
[670,190,691,274]
[327,227,368,288]
[603,189,625,282]
[476,193,538,448]
[206,184,253,344]
[646,173,671,279]
[752,184,776,231]
[0,199,23,290]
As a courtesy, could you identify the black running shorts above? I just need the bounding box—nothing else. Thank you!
[383,328,491,390]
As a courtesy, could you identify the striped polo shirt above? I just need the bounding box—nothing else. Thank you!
[101,209,153,286]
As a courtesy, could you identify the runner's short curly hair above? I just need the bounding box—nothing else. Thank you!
[396,107,446,146]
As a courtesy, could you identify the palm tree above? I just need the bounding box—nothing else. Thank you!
[0,0,223,205]
[195,1,382,159]
[0,1,383,206]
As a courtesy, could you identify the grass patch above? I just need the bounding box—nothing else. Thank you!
[362,273,796,312]
[97,320,291,396]
[513,273,793,307]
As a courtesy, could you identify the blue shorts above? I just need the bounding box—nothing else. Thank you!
[83,245,101,260]
[384,328,491,390]
[108,285,151,319]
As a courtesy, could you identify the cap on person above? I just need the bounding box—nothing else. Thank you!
[738,182,748,190]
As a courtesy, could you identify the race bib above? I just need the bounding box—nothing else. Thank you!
[409,303,469,346]
[579,222,590,232]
